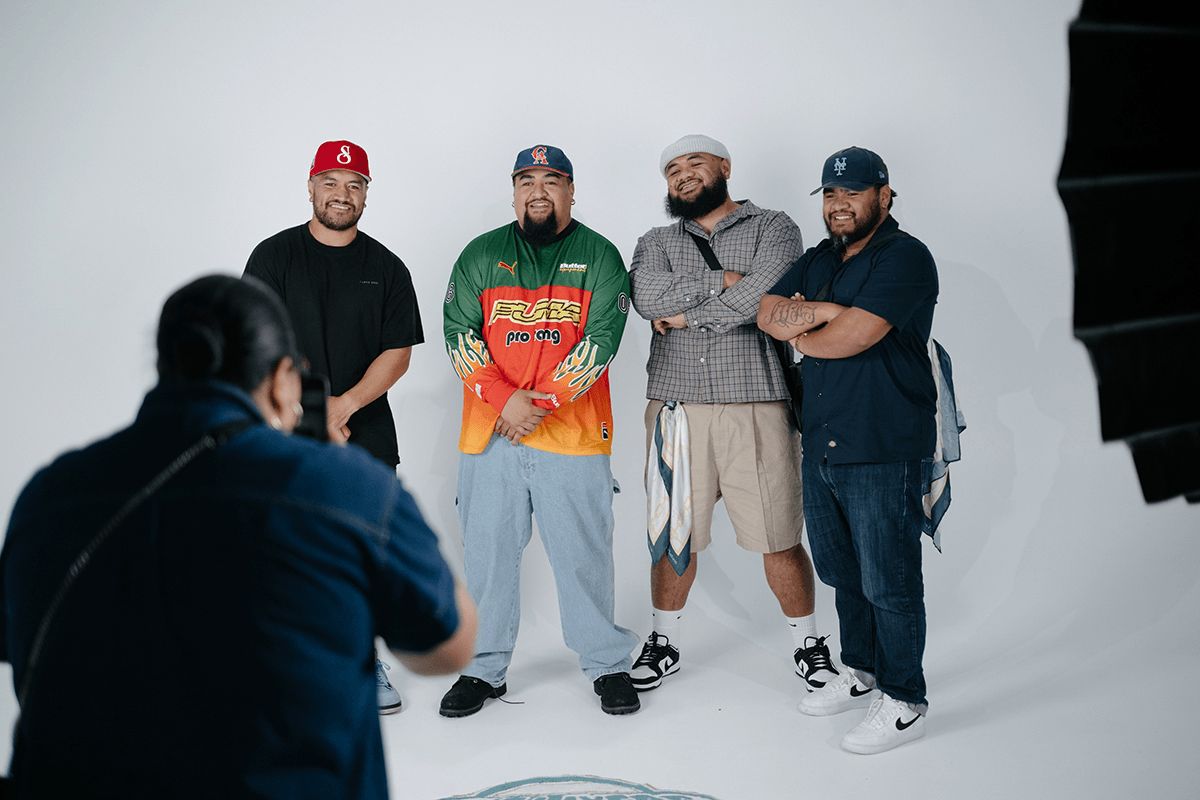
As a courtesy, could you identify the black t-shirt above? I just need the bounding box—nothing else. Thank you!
[245,223,423,466]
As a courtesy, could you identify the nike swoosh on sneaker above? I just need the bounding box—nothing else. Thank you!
[895,715,921,731]
[850,685,874,697]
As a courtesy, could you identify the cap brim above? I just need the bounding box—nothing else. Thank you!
[311,168,371,182]
[810,180,876,195]
[512,167,572,179]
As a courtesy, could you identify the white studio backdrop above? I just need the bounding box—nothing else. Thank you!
[2,0,1196,792]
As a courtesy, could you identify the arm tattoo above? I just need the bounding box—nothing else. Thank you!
[767,300,816,331]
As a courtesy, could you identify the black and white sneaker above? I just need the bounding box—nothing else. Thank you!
[794,635,840,691]
[629,632,680,691]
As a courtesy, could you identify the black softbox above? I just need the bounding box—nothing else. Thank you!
[1058,1,1200,503]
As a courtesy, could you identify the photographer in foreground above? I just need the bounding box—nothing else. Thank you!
[0,274,476,798]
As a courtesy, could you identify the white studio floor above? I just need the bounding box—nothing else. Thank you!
[368,514,1200,800]
[0,483,1195,800]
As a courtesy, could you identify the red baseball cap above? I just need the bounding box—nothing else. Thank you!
[309,140,371,182]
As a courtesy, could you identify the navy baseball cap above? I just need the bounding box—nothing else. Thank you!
[512,144,573,181]
[811,147,891,195]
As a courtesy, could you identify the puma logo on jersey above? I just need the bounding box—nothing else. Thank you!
[498,261,516,275]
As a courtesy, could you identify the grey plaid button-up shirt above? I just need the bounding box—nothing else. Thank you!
[629,200,804,403]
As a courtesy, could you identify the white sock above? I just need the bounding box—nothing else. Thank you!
[786,613,818,650]
[651,606,683,643]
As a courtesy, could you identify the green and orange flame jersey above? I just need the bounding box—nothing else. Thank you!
[444,220,631,456]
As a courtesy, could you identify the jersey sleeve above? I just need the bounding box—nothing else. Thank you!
[533,242,629,409]
[443,245,520,414]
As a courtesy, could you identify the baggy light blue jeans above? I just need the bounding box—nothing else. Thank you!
[457,434,638,685]
[802,456,931,708]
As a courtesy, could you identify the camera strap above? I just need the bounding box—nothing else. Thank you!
[13,417,254,716]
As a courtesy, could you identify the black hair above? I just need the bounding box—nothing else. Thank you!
[874,183,896,210]
[156,274,300,393]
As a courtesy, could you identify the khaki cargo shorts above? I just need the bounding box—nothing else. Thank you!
[645,399,803,554]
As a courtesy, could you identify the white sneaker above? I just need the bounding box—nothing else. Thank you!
[841,694,926,754]
[798,668,878,716]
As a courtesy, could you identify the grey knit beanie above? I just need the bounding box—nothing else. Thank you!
[659,134,730,175]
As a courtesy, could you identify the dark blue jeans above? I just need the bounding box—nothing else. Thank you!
[802,457,931,707]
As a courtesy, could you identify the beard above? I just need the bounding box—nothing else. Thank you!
[664,174,729,220]
[520,209,561,247]
[825,201,882,253]
[313,201,363,232]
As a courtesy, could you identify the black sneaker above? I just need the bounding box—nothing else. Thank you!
[593,672,641,715]
[439,676,506,718]
[629,632,680,691]
[794,635,840,691]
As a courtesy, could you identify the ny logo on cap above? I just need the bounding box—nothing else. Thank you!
[833,157,847,176]
[532,146,549,166]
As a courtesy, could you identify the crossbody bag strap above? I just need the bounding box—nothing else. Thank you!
[15,417,254,710]
[685,228,724,272]
[685,227,805,432]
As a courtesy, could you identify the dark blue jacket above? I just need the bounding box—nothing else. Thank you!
[1,380,457,799]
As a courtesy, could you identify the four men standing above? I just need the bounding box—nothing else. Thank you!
[246,137,939,752]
